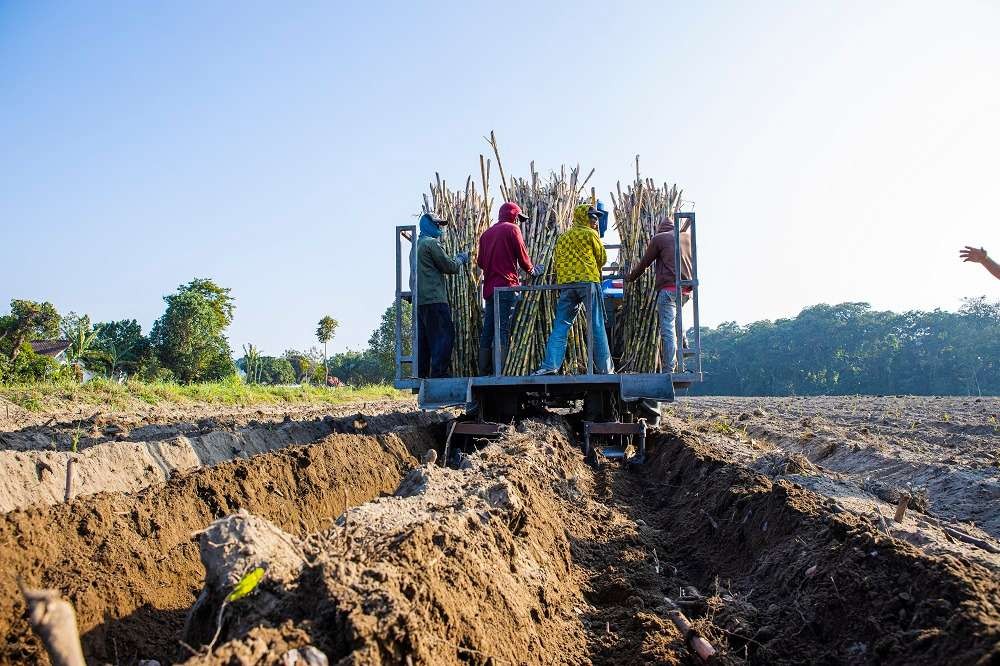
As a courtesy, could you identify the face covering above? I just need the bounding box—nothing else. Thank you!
[419,213,444,238]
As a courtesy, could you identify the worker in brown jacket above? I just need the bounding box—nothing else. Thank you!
[624,217,693,372]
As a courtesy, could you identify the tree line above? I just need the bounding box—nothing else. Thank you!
[4,281,995,395]
[0,278,362,386]
[0,279,239,384]
[327,297,1000,396]
[691,298,1000,396]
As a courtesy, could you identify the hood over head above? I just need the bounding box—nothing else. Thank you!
[656,218,676,234]
[419,213,445,239]
[498,201,528,224]
[572,203,594,228]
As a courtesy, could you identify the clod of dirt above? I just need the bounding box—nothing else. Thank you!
[185,511,307,647]
[281,646,328,666]
[394,466,433,497]
[199,510,306,591]
[862,477,931,512]
[188,624,313,666]
[752,452,818,477]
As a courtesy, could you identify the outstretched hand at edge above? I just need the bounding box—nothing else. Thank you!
[960,246,987,264]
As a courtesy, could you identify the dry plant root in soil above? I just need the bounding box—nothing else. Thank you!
[3,407,999,665]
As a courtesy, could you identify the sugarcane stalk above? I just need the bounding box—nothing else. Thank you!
[18,581,86,666]
[423,138,641,378]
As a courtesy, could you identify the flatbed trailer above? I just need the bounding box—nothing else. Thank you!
[393,212,703,459]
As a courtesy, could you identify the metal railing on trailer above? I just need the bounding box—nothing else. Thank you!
[393,212,703,409]
[394,225,416,384]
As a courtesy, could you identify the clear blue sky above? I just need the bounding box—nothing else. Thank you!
[2,1,997,357]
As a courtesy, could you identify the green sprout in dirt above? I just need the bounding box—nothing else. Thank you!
[227,567,265,602]
[709,419,734,435]
[941,413,951,423]
[69,422,83,454]
[206,567,266,654]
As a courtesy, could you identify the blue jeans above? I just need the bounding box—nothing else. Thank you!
[539,282,612,374]
[479,291,519,375]
[657,290,687,372]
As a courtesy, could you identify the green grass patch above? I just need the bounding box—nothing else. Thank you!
[0,377,403,413]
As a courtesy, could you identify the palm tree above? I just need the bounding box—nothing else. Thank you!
[316,316,339,386]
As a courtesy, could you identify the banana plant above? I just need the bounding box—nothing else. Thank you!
[60,313,103,369]
[242,343,262,384]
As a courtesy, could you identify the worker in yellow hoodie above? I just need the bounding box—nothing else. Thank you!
[534,204,612,374]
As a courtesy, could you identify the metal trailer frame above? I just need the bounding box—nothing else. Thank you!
[394,212,702,411]
[394,226,418,382]
[583,420,647,461]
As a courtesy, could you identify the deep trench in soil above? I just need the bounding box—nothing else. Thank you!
[0,417,445,666]
[571,427,1000,665]
[3,414,998,666]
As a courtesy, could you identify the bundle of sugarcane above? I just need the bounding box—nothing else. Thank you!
[500,162,596,375]
[423,172,492,377]
[611,157,682,373]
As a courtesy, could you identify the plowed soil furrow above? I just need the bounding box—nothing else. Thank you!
[572,425,1000,665]
[675,397,1000,540]
[4,407,997,666]
[181,419,590,666]
[168,416,999,666]
[0,407,442,513]
[0,422,441,665]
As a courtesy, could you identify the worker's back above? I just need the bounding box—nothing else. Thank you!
[645,221,692,291]
[554,212,606,284]
[478,222,530,299]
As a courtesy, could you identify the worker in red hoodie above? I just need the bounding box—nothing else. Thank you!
[476,202,544,374]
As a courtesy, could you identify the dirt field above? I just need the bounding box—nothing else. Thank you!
[1,396,997,665]
[675,396,1000,542]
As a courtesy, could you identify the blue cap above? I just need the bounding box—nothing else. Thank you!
[596,200,609,238]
